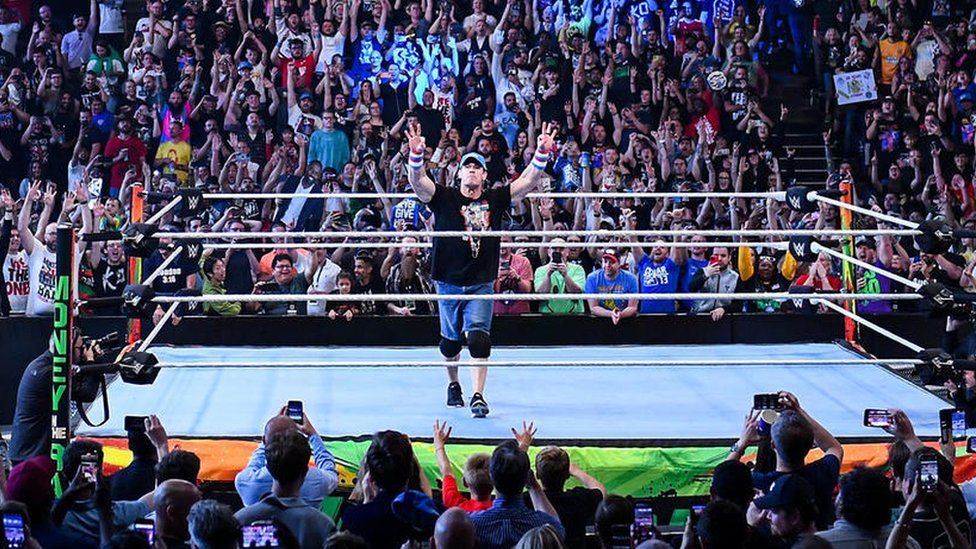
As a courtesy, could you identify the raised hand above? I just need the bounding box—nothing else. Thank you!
[42,184,56,208]
[27,180,41,201]
[0,187,12,211]
[406,122,426,155]
[512,421,537,451]
[433,420,452,449]
[536,122,558,154]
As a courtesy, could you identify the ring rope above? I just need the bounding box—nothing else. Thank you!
[186,191,790,200]
[147,358,925,369]
[812,243,921,290]
[811,194,919,230]
[144,229,919,240]
[146,292,918,303]
[201,241,791,250]
[816,298,925,353]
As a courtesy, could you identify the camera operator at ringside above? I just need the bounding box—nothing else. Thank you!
[8,328,113,466]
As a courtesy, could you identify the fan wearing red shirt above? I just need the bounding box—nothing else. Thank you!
[103,118,147,196]
[279,38,316,90]
[433,421,494,512]
[793,252,841,291]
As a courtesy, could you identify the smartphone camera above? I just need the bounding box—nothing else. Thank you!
[551,251,563,263]
[3,513,25,549]
[243,521,281,548]
[918,455,939,492]
[753,393,781,410]
[863,408,892,428]
[287,400,303,425]
[124,415,148,433]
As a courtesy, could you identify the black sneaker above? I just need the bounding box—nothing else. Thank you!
[470,393,490,418]
[447,382,464,407]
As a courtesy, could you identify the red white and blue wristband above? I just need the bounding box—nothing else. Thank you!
[408,152,424,170]
[532,150,550,171]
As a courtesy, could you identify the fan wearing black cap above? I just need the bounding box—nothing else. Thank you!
[406,121,558,418]
[751,474,820,547]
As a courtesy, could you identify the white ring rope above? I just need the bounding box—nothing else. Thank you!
[816,298,926,353]
[202,241,791,250]
[811,194,920,230]
[811,243,922,290]
[191,191,789,200]
[150,358,924,369]
[149,292,918,303]
[153,229,918,240]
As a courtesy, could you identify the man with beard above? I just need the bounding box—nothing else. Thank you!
[407,121,557,417]
[103,116,147,197]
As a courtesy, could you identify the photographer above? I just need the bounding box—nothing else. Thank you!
[8,329,107,465]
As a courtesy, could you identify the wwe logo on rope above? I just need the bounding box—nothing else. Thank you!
[184,194,200,212]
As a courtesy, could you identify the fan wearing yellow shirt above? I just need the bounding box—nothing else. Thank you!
[878,22,912,87]
[155,119,192,185]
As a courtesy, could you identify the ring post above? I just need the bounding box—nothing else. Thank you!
[839,177,857,343]
[128,183,145,344]
[51,224,75,497]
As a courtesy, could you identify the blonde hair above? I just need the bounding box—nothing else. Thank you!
[462,453,492,498]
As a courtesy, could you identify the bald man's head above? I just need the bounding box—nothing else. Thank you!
[154,479,202,539]
[264,415,298,444]
[433,508,476,549]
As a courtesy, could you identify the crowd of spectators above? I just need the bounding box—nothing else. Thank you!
[2,391,976,549]
[1,0,976,324]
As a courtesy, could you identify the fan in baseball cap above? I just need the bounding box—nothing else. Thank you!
[459,152,487,170]
[753,474,817,513]
[601,248,620,264]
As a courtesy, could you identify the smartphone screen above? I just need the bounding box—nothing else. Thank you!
[3,513,25,549]
[952,410,967,440]
[863,409,892,428]
[753,393,781,410]
[242,523,280,547]
[133,519,155,544]
[919,457,939,491]
[632,503,655,545]
[286,401,303,425]
[81,454,98,483]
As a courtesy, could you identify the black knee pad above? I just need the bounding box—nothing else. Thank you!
[467,330,491,359]
[440,337,463,359]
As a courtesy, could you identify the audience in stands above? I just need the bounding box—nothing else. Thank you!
[0,0,966,324]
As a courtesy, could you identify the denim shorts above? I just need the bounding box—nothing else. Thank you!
[436,281,494,342]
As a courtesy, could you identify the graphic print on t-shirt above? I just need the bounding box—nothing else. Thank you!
[460,201,490,258]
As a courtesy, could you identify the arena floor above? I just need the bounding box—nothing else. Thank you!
[77,343,946,441]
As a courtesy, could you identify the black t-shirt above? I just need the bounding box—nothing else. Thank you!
[523,487,603,549]
[142,251,198,294]
[352,274,386,315]
[94,259,128,298]
[426,185,512,285]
